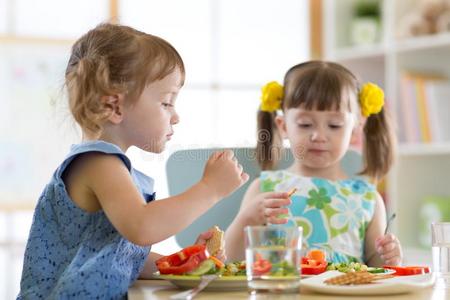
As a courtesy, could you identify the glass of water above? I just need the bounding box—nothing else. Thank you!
[431,222,450,288]
[245,225,302,294]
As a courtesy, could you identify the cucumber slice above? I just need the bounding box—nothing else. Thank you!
[187,259,215,276]
[367,267,386,273]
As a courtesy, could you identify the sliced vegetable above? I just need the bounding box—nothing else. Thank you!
[156,245,209,275]
[300,249,328,275]
[187,259,216,276]
[301,260,327,275]
[383,265,430,276]
[209,256,225,269]
[307,249,326,262]
[367,267,387,273]
[326,262,368,273]
[253,257,272,275]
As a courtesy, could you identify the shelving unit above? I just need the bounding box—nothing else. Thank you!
[323,0,450,265]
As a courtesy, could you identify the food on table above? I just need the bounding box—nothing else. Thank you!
[252,253,272,275]
[383,265,430,276]
[222,261,246,276]
[156,245,210,275]
[366,267,387,273]
[206,226,224,257]
[301,257,328,275]
[301,249,328,275]
[186,259,216,276]
[324,271,394,285]
[307,249,326,262]
[326,261,368,273]
[155,243,246,276]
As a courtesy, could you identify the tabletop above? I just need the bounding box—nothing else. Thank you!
[128,279,449,300]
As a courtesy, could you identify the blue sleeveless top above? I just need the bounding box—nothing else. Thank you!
[17,141,155,299]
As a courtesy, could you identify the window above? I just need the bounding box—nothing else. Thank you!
[119,0,310,198]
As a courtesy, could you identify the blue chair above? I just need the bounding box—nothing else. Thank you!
[166,148,362,248]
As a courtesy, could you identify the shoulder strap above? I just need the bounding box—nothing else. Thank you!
[54,141,131,180]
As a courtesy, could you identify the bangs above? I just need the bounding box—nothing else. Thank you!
[283,61,357,112]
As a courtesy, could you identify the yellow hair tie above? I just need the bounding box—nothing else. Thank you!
[260,81,283,112]
[359,82,384,117]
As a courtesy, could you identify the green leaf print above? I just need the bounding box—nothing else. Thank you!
[323,204,348,238]
[261,178,281,192]
[359,221,368,241]
[307,187,331,209]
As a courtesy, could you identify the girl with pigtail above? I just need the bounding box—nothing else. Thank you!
[225,61,402,267]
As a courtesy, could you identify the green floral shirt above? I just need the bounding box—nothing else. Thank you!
[261,170,377,263]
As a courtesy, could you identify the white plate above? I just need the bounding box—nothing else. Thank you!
[300,270,435,296]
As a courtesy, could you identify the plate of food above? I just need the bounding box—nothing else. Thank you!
[153,273,248,291]
[154,227,249,291]
[300,270,435,296]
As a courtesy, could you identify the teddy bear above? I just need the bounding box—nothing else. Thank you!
[397,0,450,38]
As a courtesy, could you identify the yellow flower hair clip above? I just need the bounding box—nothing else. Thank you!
[359,82,384,117]
[260,81,283,112]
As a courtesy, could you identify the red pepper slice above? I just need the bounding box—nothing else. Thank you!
[156,245,209,275]
[383,265,430,276]
[300,255,327,275]
[253,258,272,275]
[301,261,327,275]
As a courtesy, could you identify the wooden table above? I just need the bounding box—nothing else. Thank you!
[129,279,449,300]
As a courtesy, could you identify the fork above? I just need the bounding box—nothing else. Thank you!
[384,213,396,235]
[170,274,218,300]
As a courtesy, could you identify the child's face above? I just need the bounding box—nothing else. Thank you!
[276,103,357,172]
[121,68,183,153]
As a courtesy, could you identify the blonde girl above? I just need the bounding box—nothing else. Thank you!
[18,23,248,299]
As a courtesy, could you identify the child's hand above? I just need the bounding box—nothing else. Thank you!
[194,230,226,262]
[241,192,292,225]
[375,233,402,265]
[201,150,249,199]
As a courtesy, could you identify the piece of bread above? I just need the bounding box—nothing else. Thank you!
[206,226,224,257]
[324,272,394,285]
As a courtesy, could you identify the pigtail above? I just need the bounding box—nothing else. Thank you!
[361,109,396,181]
[256,110,281,170]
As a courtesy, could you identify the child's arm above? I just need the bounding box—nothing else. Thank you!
[139,252,163,278]
[364,192,402,267]
[66,150,248,246]
[225,179,291,261]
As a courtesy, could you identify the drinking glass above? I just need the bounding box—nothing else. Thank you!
[245,225,302,294]
[431,222,450,288]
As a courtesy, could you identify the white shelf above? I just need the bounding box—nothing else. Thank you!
[333,44,386,61]
[323,0,450,252]
[395,32,450,54]
[331,32,450,62]
[399,143,450,156]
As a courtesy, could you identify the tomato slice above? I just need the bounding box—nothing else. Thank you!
[156,245,209,275]
[253,258,272,275]
[383,265,430,276]
[307,249,326,262]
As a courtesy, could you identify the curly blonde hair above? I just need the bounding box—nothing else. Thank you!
[65,23,185,135]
